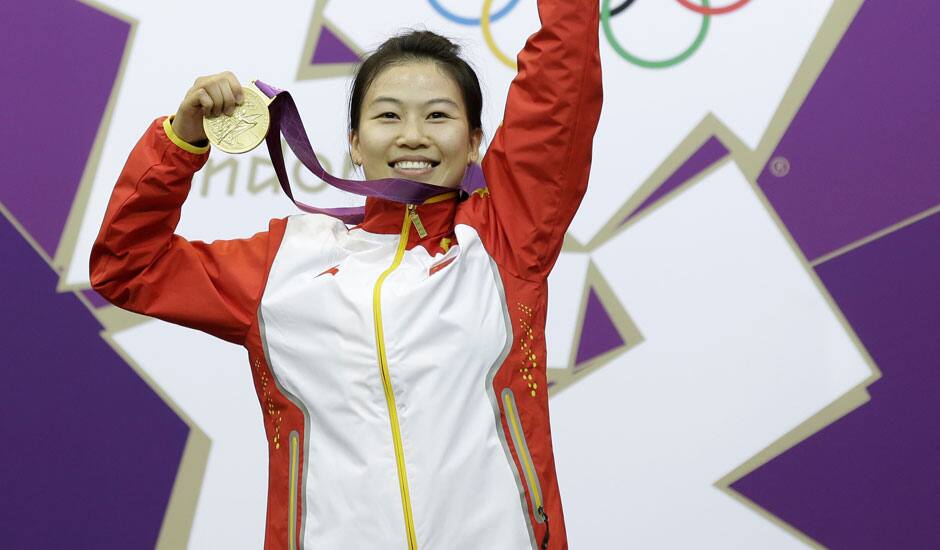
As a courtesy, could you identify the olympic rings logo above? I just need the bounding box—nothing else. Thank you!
[427,0,752,70]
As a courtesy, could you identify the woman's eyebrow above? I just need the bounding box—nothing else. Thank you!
[370,96,460,108]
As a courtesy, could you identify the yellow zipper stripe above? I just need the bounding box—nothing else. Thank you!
[373,210,418,549]
[502,390,543,515]
[288,430,300,550]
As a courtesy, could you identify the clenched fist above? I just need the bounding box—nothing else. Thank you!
[171,71,244,145]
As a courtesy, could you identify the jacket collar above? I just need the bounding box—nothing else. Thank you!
[358,191,459,247]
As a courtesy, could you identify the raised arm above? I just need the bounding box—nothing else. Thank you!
[481,0,603,280]
[89,117,285,345]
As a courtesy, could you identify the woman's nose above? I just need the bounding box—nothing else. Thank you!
[396,119,430,148]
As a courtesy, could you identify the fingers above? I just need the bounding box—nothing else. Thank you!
[204,81,225,117]
[223,71,244,105]
[189,72,243,118]
[172,71,245,145]
[196,88,213,117]
[219,79,237,116]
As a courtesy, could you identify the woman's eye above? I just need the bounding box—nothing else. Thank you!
[379,112,399,119]
[428,112,449,120]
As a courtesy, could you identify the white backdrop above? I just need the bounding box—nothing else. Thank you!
[63,1,873,547]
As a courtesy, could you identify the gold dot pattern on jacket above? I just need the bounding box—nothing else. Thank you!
[254,356,283,450]
[516,303,539,397]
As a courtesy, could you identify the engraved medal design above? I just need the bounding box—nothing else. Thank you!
[203,82,271,154]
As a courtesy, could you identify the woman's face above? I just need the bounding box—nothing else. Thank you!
[350,61,483,190]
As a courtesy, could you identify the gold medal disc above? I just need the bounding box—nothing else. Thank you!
[203,83,272,154]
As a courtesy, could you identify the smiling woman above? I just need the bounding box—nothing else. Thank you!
[350,60,483,189]
[348,31,484,190]
[89,1,603,548]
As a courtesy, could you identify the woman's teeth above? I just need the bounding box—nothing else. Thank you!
[394,161,434,170]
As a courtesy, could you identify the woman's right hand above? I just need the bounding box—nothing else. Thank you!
[171,71,244,145]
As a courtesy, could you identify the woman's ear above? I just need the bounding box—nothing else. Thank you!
[349,130,362,166]
[468,128,484,164]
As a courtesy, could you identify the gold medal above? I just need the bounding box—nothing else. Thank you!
[203,81,272,154]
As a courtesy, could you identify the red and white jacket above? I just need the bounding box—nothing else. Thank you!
[91,1,601,548]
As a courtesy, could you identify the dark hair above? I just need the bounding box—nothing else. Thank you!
[349,30,483,133]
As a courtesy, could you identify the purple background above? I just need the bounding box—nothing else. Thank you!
[2,0,939,547]
[736,0,940,546]
[0,1,187,548]
[756,0,940,262]
[0,0,129,256]
[0,214,188,548]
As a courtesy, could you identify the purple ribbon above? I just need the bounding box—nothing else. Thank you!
[255,80,485,224]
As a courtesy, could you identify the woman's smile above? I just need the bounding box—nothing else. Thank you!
[389,156,440,177]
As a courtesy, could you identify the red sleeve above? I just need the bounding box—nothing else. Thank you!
[480,0,603,280]
[89,117,285,345]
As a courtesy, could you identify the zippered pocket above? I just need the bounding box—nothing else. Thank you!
[289,430,300,550]
[501,388,551,548]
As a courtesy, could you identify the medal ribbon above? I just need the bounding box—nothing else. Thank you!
[255,80,485,224]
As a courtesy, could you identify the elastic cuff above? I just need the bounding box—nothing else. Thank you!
[163,116,210,155]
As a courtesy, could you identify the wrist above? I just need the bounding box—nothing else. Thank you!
[164,116,210,154]
[169,115,209,147]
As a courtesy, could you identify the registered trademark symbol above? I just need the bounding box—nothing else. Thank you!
[769,156,791,178]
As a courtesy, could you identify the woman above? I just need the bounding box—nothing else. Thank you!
[90,0,602,548]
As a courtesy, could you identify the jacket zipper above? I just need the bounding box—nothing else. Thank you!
[288,430,300,550]
[408,204,428,238]
[373,207,418,549]
[501,388,551,548]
